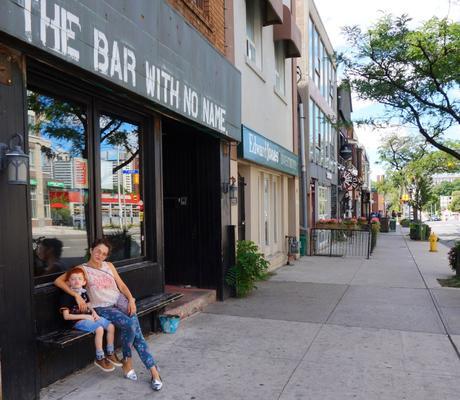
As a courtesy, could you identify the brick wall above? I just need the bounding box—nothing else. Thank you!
[167,0,226,54]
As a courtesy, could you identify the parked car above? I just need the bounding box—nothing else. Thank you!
[430,215,441,221]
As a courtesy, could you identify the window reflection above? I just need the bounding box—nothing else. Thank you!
[28,91,89,278]
[100,114,144,261]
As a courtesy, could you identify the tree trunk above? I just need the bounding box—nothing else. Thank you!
[412,207,418,222]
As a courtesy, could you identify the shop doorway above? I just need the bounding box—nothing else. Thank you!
[162,118,221,289]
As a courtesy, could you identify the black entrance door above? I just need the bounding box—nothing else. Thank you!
[162,118,221,288]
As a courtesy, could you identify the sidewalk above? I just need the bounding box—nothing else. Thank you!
[40,228,460,400]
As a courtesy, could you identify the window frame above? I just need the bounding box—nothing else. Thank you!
[245,0,263,70]
[274,41,286,95]
[27,62,156,286]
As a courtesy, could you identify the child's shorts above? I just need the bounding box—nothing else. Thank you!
[74,317,112,333]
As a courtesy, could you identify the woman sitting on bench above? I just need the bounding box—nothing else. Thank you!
[54,238,163,392]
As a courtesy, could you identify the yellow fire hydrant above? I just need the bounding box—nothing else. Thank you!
[429,232,438,252]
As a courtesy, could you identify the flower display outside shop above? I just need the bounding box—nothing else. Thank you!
[316,217,370,230]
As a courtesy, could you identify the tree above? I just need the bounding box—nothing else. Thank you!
[450,191,460,212]
[342,15,460,160]
[375,176,401,212]
[377,133,459,220]
[28,92,139,174]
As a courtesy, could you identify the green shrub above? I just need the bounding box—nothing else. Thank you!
[409,223,430,241]
[448,241,460,272]
[400,218,410,227]
[424,224,431,240]
[226,240,269,298]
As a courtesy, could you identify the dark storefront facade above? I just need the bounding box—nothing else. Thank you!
[0,1,241,398]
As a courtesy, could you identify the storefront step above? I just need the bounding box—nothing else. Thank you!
[164,285,216,320]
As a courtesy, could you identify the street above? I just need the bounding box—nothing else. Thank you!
[426,220,460,247]
[40,229,460,400]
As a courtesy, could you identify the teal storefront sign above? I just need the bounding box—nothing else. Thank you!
[47,181,65,188]
[238,126,298,176]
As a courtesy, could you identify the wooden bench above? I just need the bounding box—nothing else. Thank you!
[37,292,183,349]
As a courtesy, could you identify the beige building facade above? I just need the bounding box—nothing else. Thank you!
[232,0,301,269]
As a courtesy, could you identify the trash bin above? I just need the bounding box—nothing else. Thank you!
[299,233,307,256]
[380,217,390,233]
[389,219,396,231]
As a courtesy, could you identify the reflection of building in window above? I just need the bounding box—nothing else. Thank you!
[30,186,37,218]
[29,134,53,228]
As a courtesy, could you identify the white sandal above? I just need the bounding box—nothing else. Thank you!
[124,369,138,381]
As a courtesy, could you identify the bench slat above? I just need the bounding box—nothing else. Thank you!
[37,292,183,349]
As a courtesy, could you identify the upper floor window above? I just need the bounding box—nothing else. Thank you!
[246,0,262,69]
[309,17,336,101]
[309,18,315,81]
[274,41,285,95]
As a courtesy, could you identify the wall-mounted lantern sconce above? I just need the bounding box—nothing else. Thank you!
[0,133,29,185]
[340,142,352,160]
[222,176,238,204]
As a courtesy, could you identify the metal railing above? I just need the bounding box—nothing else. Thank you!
[310,227,372,259]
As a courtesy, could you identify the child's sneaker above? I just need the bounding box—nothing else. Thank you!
[106,353,122,367]
[151,379,163,391]
[94,358,115,372]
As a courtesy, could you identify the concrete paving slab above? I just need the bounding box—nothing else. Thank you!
[205,281,348,323]
[279,363,459,400]
[42,343,298,400]
[301,324,460,376]
[158,313,322,361]
[432,288,460,308]
[279,324,460,400]
[431,289,460,334]
[450,335,460,350]
[350,262,425,288]
[272,257,363,285]
[328,286,445,333]
[404,237,453,288]
[336,286,437,306]
[437,308,460,335]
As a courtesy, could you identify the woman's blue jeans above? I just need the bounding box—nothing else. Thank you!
[95,306,156,369]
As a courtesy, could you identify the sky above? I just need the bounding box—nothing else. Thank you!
[314,0,460,180]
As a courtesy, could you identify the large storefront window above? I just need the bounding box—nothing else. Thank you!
[99,114,144,262]
[28,90,89,278]
[28,86,146,281]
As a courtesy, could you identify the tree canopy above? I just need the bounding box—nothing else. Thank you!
[342,15,460,160]
[377,133,460,218]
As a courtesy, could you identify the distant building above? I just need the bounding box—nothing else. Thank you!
[432,173,460,185]
[440,195,452,211]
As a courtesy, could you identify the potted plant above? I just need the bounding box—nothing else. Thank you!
[226,240,269,297]
[343,218,357,230]
[316,218,340,229]
[370,217,380,251]
[357,217,368,229]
